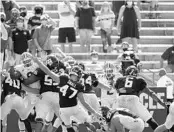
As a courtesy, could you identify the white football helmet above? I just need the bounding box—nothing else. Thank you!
[20,52,33,67]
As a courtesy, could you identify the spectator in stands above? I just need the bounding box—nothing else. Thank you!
[90,50,99,64]
[76,0,94,8]
[19,6,28,30]
[1,0,19,21]
[0,16,8,71]
[160,45,174,73]
[0,12,13,71]
[75,0,96,52]
[112,0,125,25]
[157,68,174,131]
[58,0,76,53]
[11,17,31,65]
[97,2,115,53]
[117,0,141,52]
[33,14,56,57]
[6,8,20,30]
[28,5,43,55]
[138,0,159,19]
[116,42,140,75]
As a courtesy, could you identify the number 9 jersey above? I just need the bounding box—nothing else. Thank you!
[114,76,147,96]
[58,74,84,108]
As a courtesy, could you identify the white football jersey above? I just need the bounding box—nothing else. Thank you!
[15,62,40,89]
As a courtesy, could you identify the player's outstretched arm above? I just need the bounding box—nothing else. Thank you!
[154,124,168,132]
[143,88,167,108]
[21,83,40,94]
[77,92,101,118]
[95,81,112,91]
[32,57,60,84]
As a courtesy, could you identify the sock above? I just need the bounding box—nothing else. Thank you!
[18,119,26,132]
[21,119,32,132]
[147,118,158,130]
[67,127,75,132]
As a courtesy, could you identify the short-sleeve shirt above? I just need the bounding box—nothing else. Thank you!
[32,25,55,50]
[97,12,115,29]
[115,76,147,96]
[58,2,76,28]
[161,46,174,65]
[1,24,12,52]
[75,7,96,30]
[58,74,84,108]
[12,28,31,54]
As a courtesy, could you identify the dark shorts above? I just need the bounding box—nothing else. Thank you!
[58,28,76,43]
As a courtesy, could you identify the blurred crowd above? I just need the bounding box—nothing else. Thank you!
[0,0,174,73]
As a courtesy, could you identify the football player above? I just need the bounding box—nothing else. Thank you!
[100,106,144,132]
[22,55,66,132]
[32,56,102,132]
[154,102,174,132]
[115,65,167,130]
[78,62,111,123]
[116,42,141,76]
[1,67,39,132]
[12,52,41,104]
[101,62,121,109]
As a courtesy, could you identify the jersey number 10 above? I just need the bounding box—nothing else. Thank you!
[60,85,78,98]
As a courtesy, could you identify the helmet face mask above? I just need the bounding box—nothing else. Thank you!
[105,68,114,79]
[23,58,32,67]
[46,55,59,72]
[104,62,115,79]
[69,66,82,82]
[21,52,32,67]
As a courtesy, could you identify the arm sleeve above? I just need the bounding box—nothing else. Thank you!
[27,30,31,40]
[114,78,120,90]
[77,83,85,93]
[161,48,170,60]
[34,68,45,77]
[139,78,147,91]
[91,73,99,87]
[28,17,32,25]
[75,8,80,17]
[7,26,12,38]
[12,30,15,41]
[91,7,96,17]
[32,28,38,39]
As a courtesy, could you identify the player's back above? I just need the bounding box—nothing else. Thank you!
[58,74,84,108]
[115,76,147,96]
